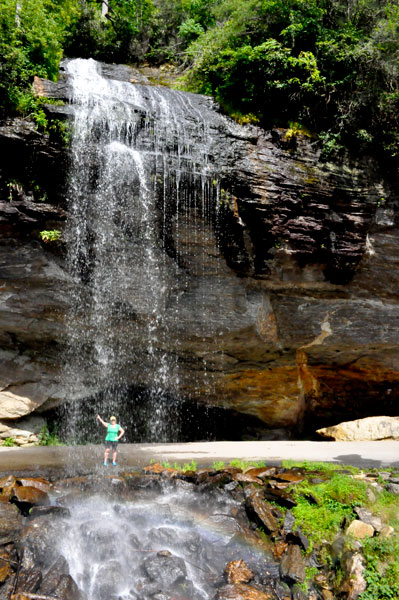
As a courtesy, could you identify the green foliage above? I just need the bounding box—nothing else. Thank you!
[2,437,16,447]
[39,229,61,242]
[212,461,225,470]
[369,488,399,532]
[229,459,266,469]
[180,0,399,166]
[1,0,399,168]
[64,0,156,62]
[291,473,368,544]
[38,425,64,446]
[0,0,80,115]
[360,536,399,599]
[282,459,359,475]
[175,460,197,471]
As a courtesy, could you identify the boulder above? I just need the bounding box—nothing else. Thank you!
[280,545,306,584]
[340,553,367,600]
[317,416,399,441]
[245,493,279,534]
[354,507,383,532]
[0,416,45,446]
[346,520,374,539]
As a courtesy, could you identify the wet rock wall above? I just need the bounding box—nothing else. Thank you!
[0,61,398,441]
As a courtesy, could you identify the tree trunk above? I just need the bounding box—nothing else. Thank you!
[102,0,109,17]
[16,1,22,26]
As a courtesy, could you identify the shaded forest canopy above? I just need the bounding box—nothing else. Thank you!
[1,0,399,167]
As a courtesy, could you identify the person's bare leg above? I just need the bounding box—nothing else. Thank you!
[112,450,117,465]
[104,448,110,465]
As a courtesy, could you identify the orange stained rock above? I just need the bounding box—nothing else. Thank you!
[143,463,164,473]
[0,476,17,489]
[243,467,277,478]
[273,540,288,559]
[11,486,49,506]
[274,471,305,483]
[0,561,11,583]
[222,366,304,427]
[233,473,263,485]
[268,480,291,490]
[225,560,254,584]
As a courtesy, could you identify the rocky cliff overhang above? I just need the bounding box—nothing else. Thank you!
[0,61,398,441]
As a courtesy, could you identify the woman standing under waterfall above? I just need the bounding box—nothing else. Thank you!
[97,414,125,466]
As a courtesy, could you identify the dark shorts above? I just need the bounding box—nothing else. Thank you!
[105,441,118,451]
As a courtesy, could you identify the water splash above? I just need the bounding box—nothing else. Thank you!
[56,486,274,600]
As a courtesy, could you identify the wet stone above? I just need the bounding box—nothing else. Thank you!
[15,566,42,594]
[263,488,297,509]
[200,472,233,488]
[225,481,239,492]
[234,473,263,485]
[16,478,52,494]
[0,561,12,584]
[28,506,71,519]
[217,583,274,600]
[142,551,188,588]
[281,510,295,535]
[245,493,279,534]
[0,502,22,544]
[244,467,277,479]
[274,471,305,484]
[273,540,288,560]
[286,528,310,551]
[225,560,254,584]
[268,480,291,490]
[280,545,306,584]
[40,573,82,600]
[11,486,50,515]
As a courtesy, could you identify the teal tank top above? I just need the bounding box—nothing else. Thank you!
[105,423,120,441]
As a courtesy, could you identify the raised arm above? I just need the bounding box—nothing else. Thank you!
[117,425,125,440]
[97,414,108,428]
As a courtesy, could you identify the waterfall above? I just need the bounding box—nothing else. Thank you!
[63,58,223,441]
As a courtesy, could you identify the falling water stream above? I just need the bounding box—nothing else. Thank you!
[49,60,276,600]
[63,58,225,442]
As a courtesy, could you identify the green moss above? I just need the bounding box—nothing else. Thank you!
[290,473,368,544]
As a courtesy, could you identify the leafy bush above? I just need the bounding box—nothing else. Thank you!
[360,537,399,599]
[0,0,80,115]
[38,425,64,446]
[39,229,61,242]
[2,437,16,447]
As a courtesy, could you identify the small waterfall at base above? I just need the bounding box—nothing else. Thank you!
[37,481,278,600]
[63,58,225,442]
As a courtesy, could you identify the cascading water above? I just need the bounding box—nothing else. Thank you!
[55,484,274,600]
[63,58,225,442]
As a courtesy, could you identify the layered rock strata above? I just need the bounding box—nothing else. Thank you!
[0,60,398,440]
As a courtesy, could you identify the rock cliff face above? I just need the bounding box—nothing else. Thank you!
[0,60,398,442]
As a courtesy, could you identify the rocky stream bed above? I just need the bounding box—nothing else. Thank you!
[0,463,398,600]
